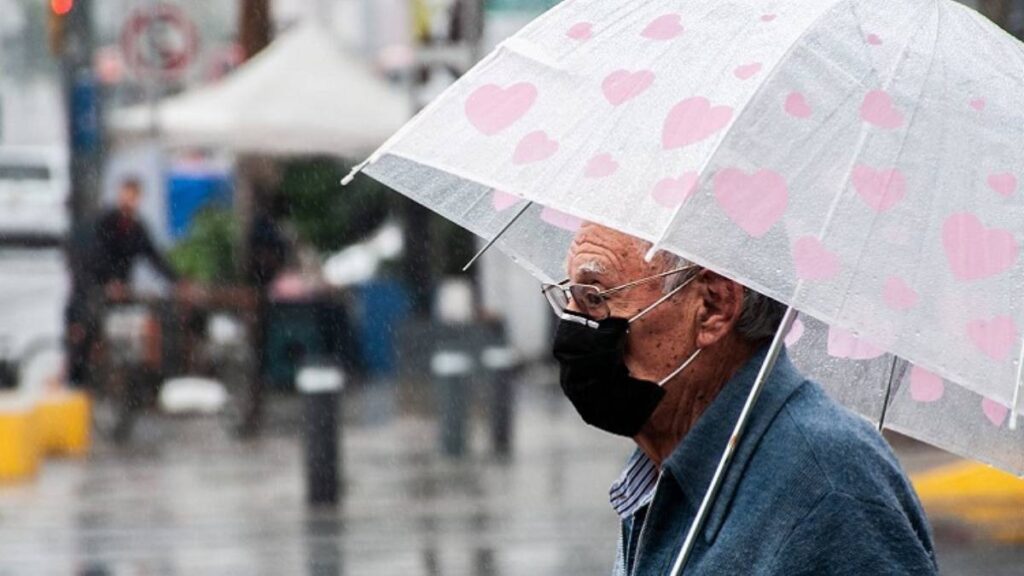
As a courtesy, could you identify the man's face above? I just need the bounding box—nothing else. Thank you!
[566,223,699,382]
[118,184,141,215]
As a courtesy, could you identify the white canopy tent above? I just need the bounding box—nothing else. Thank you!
[110,24,410,157]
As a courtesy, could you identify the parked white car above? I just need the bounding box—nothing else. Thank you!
[0,147,69,243]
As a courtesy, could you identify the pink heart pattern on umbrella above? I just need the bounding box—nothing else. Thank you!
[866,33,883,46]
[966,315,1018,361]
[942,213,1018,281]
[513,131,559,165]
[784,317,805,347]
[860,90,904,129]
[651,172,699,208]
[909,366,944,403]
[882,276,918,310]
[987,173,1017,197]
[584,153,619,179]
[827,326,885,360]
[733,62,763,80]
[641,14,683,40]
[465,83,538,136]
[662,97,734,150]
[567,22,593,40]
[541,207,583,232]
[851,165,906,212]
[491,190,521,212]
[981,397,1009,427]
[602,69,655,106]
[784,92,813,119]
[969,98,987,111]
[713,168,788,238]
[792,236,841,281]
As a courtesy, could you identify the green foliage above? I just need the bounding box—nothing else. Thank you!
[281,158,390,253]
[168,208,238,284]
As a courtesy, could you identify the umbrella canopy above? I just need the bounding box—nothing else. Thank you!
[110,25,409,157]
[355,0,1024,476]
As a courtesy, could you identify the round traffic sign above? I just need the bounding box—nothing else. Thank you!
[120,3,199,80]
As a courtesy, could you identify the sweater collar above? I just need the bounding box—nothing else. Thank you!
[661,345,805,543]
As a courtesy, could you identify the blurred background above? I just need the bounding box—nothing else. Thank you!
[0,0,1020,574]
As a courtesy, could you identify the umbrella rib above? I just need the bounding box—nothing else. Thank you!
[1010,341,1024,431]
[461,201,533,272]
[877,356,905,432]
[828,2,941,324]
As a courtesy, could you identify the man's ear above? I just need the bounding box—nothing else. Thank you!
[695,271,745,349]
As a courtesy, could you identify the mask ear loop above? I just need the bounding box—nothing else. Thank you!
[627,274,697,325]
[623,273,701,387]
[658,347,702,387]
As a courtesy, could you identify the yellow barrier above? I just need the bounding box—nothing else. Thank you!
[912,461,1024,544]
[35,390,91,457]
[0,395,40,483]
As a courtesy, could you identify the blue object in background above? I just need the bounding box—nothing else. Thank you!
[166,171,232,239]
[352,279,411,380]
[70,73,100,153]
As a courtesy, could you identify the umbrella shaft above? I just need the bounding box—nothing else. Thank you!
[668,306,798,576]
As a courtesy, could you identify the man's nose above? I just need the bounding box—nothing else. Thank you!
[566,296,582,313]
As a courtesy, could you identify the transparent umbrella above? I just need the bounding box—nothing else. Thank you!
[344,0,1024,572]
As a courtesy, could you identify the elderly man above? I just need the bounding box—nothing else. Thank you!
[547,223,937,575]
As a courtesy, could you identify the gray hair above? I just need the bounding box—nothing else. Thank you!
[662,254,786,345]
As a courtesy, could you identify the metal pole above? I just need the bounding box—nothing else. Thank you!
[460,0,485,61]
[432,350,473,457]
[668,306,798,576]
[482,346,520,457]
[62,0,101,229]
[239,0,272,60]
[298,364,345,506]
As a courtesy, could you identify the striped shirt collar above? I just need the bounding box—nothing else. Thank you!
[609,449,659,519]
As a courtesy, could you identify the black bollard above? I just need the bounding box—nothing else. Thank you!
[482,346,520,457]
[432,350,473,457]
[297,364,345,506]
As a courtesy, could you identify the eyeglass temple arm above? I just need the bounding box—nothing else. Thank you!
[627,275,695,324]
[600,265,698,296]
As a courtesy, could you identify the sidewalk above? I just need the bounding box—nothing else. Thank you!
[0,369,1020,575]
[0,371,630,575]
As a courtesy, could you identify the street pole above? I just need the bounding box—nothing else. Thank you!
[459,0,485,62]
[61,0,102,231]
[235,0,275,435]
[239,0,272,60]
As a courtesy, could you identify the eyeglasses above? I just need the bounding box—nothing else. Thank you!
[542,265,700,323]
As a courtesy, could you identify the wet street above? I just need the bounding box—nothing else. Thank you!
[1,371,1021,575]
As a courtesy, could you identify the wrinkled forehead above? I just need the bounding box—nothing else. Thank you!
[566,223,664,280]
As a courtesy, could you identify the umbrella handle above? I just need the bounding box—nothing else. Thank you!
[668,306,798,576]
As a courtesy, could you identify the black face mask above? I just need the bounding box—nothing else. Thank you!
[552,312,666,437]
